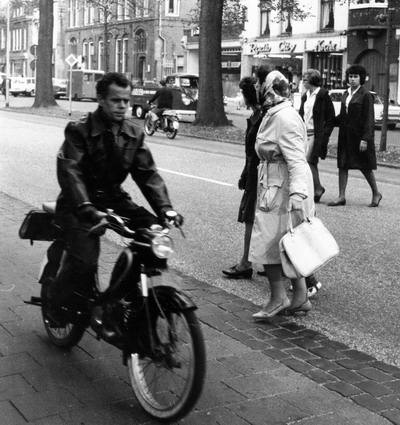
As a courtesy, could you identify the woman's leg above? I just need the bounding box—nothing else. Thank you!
[252,264,290,319]
[238,221,253,269]
[309,163,323,195]
[286,277,312,314]
[328,168,347,206]
[361,169,382,206]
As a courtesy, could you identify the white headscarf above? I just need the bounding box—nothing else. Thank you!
[259,70,291,110]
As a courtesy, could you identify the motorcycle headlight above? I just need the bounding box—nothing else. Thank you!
[151,233,175,258]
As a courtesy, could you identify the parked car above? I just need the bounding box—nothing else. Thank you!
[10,77,35,97]
[329,89,400,130]
[52,78,67,99]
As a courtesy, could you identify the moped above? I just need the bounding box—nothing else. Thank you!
[19,203,206,423]
[144,106,180,139]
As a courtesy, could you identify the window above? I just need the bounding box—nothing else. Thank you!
[98,38,104,70]
[1,28,5,49]
[82,40,88,69]
[135,29,146,53]
[280,12,292,34]
[351,0,387,7]
[69,37,78,56]
[83,1,94,25]
[166,0,179,16]
[260,0,271,36]
[122,37,129,73]
[320,0,334,30]
[88,40,94,69]
[115,37,122,72]
[69,0,79,27]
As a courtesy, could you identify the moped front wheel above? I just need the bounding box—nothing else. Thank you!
[144,116,155,136]
[127,309,206,422]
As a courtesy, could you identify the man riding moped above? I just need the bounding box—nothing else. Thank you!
[147,79,174,129]
[44,72,182,315]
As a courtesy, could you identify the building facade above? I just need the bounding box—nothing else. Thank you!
[347,0,400,103]
[64,0,195,84]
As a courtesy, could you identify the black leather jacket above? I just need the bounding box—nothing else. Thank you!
[56,108,172,225]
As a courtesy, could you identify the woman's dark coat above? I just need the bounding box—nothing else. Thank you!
[337,86,377,170]
[299,87,335,163]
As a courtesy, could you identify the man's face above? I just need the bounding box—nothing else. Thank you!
[98,83,131,123]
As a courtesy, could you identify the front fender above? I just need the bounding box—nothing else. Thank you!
[150,285,197,311]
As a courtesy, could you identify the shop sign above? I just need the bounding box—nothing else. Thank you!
[314,40,338,52]
[279,41,297,53]
[248,42,272,55]
[222,61,241,68]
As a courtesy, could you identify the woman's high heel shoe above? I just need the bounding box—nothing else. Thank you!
[283,300,312,316]
[252,298,291,321]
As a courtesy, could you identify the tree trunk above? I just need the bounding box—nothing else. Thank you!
[33,0,57,108]
[193,0,229,127]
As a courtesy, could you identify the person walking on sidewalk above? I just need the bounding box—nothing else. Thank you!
[223,75,322,300]
[328,64,382,207]
[249,71,315,320]
[45,72,182,312]
[222,76,263,279]
[299,69,335,203]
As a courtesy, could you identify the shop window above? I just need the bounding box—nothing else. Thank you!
[320,0,334,30]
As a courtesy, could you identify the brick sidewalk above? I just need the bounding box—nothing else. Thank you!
[1,191,399,424]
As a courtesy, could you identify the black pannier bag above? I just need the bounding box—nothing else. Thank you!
[19,210,61,243]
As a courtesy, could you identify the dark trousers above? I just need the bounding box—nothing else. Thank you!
[48,200,159,308]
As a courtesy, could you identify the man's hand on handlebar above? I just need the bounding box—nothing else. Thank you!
[78,205,104,225]
[164,210,185,237]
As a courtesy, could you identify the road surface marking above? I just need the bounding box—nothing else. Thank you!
[158,168,234,187]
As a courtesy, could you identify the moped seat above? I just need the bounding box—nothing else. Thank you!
[42,201,57,214]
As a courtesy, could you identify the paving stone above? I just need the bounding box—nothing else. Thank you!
[325,381,365,397]
[218,351,282,376]
[304,368,338,384]
[309,346,348,360]
[382,409,400,425]
[180,406,251,425]
[330,368,365,384]
[385,380,400,392]
[11,387,84,421]
[281,358,314,373]
[381,394,400,409]
[307,358,343,371]
[267,338,296,350]
[351,393,392,413]
[228,396,308,425]
[357,367,394,383]
[289,336,322,350]
[0,400,26,425]
[343,349,376,362]
[261,348,292,361]
[285,347,319,361]
[242,338,272,351]
[354,380,394,397]
[336,358,368,370]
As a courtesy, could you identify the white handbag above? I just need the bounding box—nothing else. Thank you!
[279,210,339,278]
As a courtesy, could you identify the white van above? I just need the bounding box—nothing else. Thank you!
[10,77,35,97]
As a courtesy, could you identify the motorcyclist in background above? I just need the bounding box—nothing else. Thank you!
[147,79,174,128]
[44,72,182,313]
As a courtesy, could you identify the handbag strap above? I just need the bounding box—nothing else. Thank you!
[287,208,310,233]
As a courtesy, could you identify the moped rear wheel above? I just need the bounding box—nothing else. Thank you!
[42,312,86,348]
[41,286,86,348]
[144,116,155,136]
[127,309,206,422]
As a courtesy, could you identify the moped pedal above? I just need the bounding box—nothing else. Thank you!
[24,296,42,307]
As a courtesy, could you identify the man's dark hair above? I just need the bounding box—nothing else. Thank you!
[96,72,132,98]
[345,64,367,85]
[239,76,258,107]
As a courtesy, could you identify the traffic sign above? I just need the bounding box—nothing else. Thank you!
[65,54,78,67]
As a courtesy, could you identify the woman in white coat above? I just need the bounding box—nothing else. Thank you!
[249,71,315,320]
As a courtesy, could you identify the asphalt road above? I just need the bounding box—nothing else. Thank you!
[1,105,399,369]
